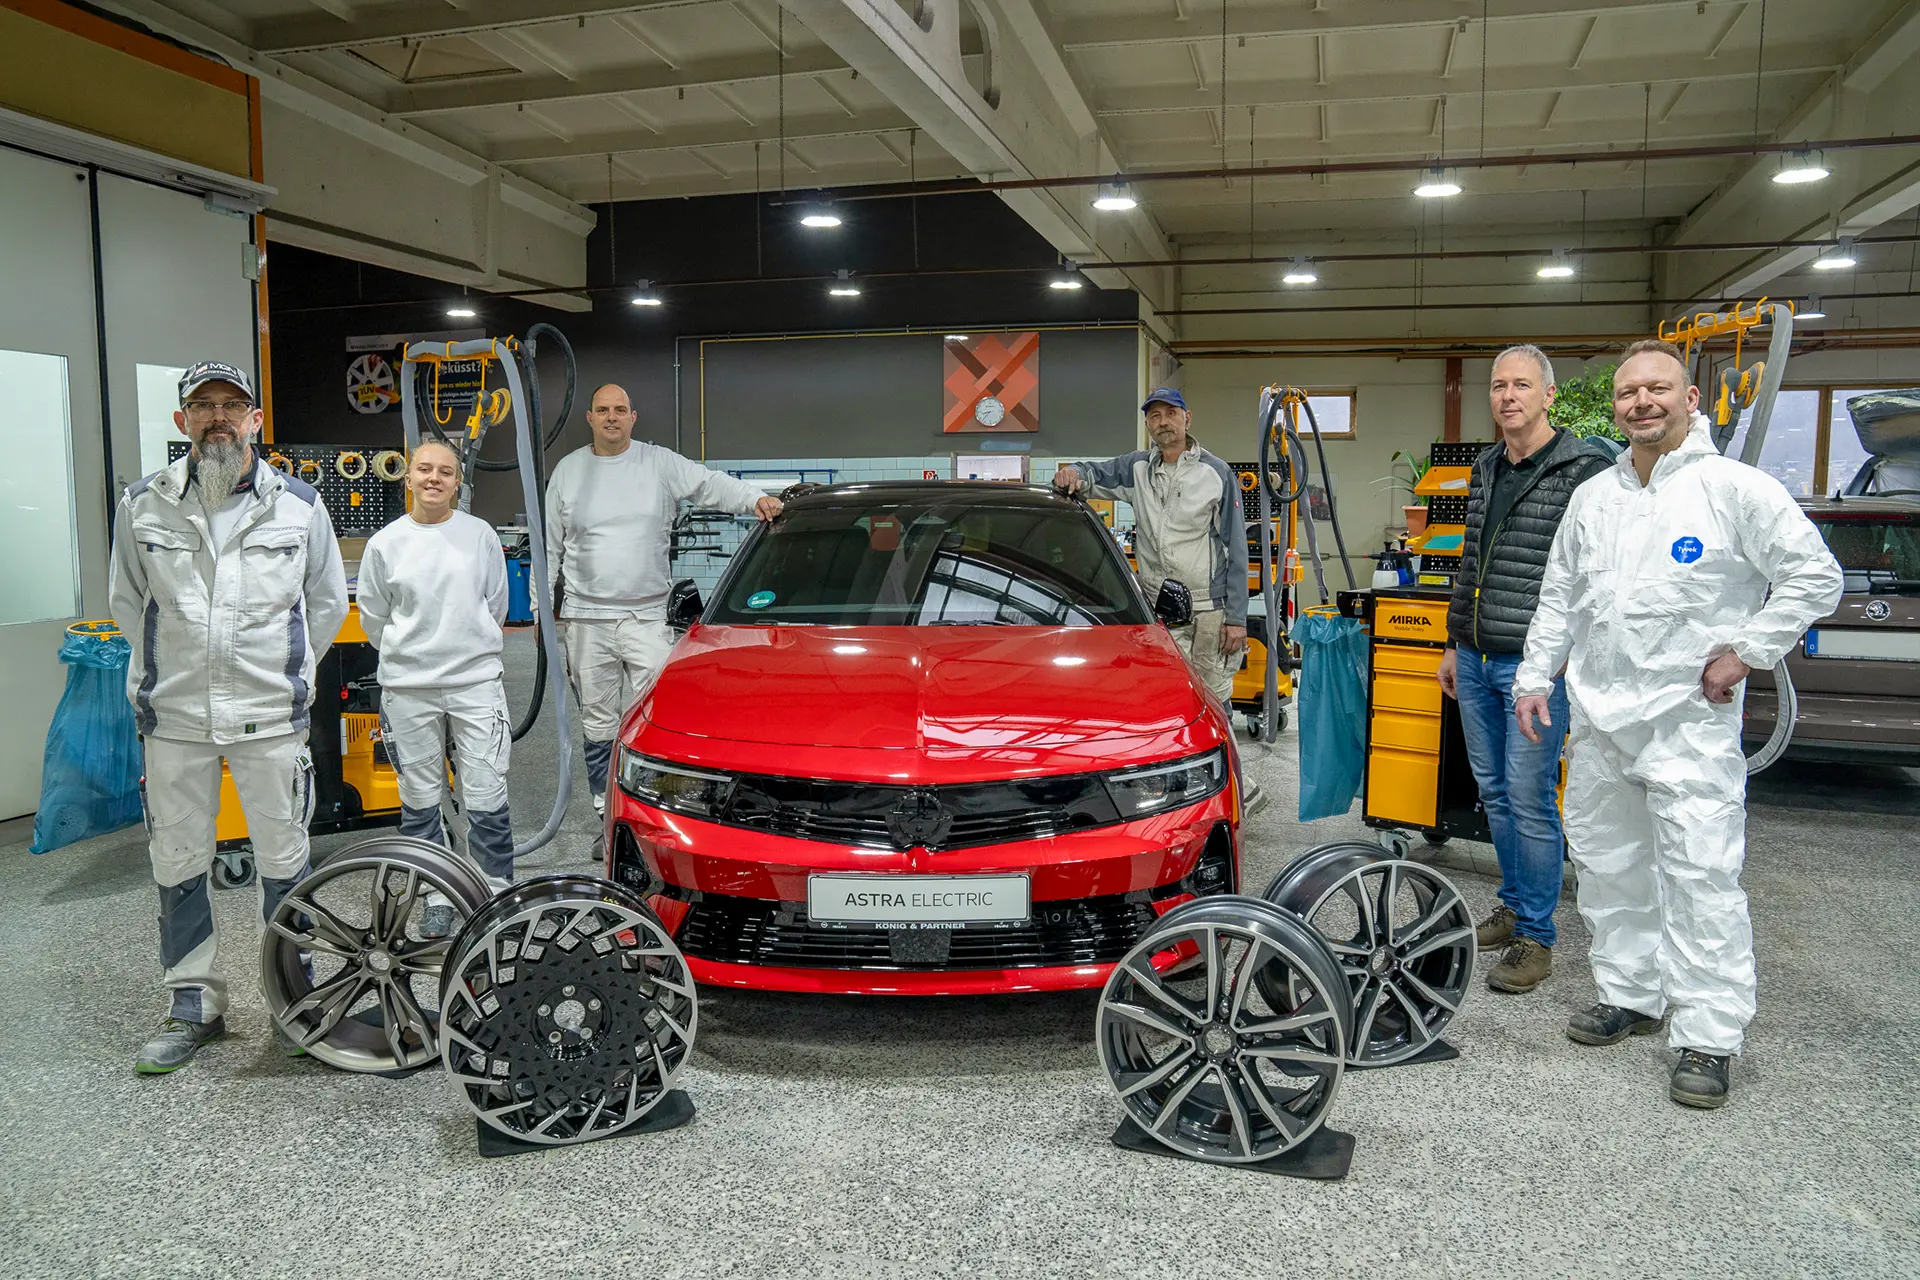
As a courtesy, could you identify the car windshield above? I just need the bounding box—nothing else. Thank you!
[709,496,1150,626]
[1812,513,1920,589]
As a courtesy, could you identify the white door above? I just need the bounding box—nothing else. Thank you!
[0,148,108,820]
[95,173,256,495]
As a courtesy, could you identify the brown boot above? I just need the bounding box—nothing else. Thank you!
[1475,905,1517,951]
[1487,938,1552,993]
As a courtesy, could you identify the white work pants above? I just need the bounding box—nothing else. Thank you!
[380,681,513,887]
[1172,609,1236,703]
[1562,702,1756,1054]
[141,731,314,1023]
[563,617,674,801]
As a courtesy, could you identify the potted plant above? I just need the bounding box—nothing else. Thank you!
[1375,450,1432,534]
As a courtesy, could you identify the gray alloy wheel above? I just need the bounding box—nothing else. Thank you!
[439,875,697,1146]
[1262,842,1476,1066]
[1096,895,1351,1165]
[260,835,494,1073]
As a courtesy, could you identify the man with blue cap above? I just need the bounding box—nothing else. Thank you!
[1053,387,1249,702]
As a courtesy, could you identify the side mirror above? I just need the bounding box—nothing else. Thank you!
[667,579,704,631]
[1153,579,1194,628]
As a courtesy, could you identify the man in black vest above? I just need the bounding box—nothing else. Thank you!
[1437,345,1612,994]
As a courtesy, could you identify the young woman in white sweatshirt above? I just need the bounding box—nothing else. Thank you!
[357,441,514,900]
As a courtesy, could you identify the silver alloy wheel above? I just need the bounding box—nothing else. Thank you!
[439,875,697,1146]
[1262,843,1476,1066]
[260,835,494,1074]
[1096,895,1351,1165]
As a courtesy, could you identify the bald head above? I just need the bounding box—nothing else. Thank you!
[587,382,637,456]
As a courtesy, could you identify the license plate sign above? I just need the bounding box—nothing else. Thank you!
[807,874,1030,925]
[1804,628,1920,662]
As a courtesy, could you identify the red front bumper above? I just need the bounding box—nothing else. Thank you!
[607,789,1235,995]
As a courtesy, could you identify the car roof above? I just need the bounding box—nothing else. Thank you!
[1799,495,1920,517]
[779,480,1085,512]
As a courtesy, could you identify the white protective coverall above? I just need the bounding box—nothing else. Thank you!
[357,508,513,888]
[1516,414,1842,1053]
[108,455,349,1023]
[544,441,768,806]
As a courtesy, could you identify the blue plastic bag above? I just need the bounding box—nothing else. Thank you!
[1296,612,1369,821]
[29,625,144,854]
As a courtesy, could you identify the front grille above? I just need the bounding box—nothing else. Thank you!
[675,890,1160,971]
[698,769,1128,853]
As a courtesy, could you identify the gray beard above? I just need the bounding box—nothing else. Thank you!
[196,438,250,504]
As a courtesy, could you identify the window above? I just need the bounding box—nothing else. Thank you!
[1828,388,1904,496]
[1727,389,1822,498]
[136,363,187,479]
[1292,390,1356,438]
[0,350,82,625]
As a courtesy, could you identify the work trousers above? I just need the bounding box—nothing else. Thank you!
[1171,609,1237,703]
[1453,646,1569,947]
[562,617,674,797]
[1562,701,1756,1053]
[380,681,514,888]
[141,731,314,1023]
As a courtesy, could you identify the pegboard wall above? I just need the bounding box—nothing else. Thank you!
[169,443,408,536]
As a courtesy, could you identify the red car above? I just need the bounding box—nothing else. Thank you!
[604,481,1245,995]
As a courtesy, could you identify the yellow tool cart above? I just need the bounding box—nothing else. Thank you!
[1359,587,1490,847]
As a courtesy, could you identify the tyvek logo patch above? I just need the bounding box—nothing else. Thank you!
[1671,536,1704,564]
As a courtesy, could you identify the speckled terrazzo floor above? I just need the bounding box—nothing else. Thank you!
[1,631,1915,1279]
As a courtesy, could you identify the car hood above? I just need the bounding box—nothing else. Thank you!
[642,624,1206,751]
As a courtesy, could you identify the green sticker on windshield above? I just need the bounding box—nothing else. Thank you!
[746,590,776,609]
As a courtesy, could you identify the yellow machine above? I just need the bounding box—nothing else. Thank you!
[1229,453,1299,732]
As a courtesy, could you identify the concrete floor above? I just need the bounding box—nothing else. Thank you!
[2,630,1917,1279]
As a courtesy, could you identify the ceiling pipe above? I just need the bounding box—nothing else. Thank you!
[1159,289,1920,318]
[1174,328,1920,359]
[771,132,1920,204]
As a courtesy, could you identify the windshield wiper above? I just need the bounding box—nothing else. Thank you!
[926,619,1005,625]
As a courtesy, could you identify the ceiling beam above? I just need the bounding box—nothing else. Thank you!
[490,105,916,162]
[388,44,845,115]
[1093,44,1844,116]
[1061,0,1727,52]
[253,0,713,56]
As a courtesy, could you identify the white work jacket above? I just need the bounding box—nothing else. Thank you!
[1516,414,1843,732]
[108,455,349,744]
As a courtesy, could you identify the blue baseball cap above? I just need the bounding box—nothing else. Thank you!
[1141,387,1187,412]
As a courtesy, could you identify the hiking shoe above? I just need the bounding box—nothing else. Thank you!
[1486,938,1552,993]
[1566,1003,1664,1046]
[135,1016,227,1074]
[1475,905,1517,951]
[1670,1049,1732,1109]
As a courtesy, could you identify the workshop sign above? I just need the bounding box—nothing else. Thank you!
[944,331,1039,433]
[346,329,485,415]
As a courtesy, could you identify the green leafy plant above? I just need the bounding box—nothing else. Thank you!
[1373,450,1433,507]
[1549,363,1624,440]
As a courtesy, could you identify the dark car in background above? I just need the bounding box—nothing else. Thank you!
[1746,497,1920,763]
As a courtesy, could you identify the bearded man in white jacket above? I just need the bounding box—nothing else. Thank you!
[545,383,782,828]
[1514,339,1842,1110]
[357,441,513,921]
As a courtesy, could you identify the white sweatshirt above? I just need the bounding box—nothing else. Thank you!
[544,440,766,621]
[357,509,509,691]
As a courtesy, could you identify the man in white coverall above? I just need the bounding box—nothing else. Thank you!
[357,440,514,927]
[109,361,349,1074]
[546,383,782,828]
[1514,339,1841,1110]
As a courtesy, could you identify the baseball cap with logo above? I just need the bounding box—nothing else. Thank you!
[1141,387,1187,412]
[178,361,256,405]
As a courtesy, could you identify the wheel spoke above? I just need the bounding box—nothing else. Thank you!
[1375,863,1401,944]
[1396,890,1465,952]
[1386,979,1434,1044]
[1342,875,1379,949]
[1237,1060,1305,1142]
[1225,937,1268,1026]
[1105,1000,1195,1044]
[1351,976,1385,1053]
[1149,1056,1212,1132]
[1401,925,1475,962]
[267,917,355,961]
[1124,958,1203,1023]
[1235,1007,1337,1037]
[1240,1043,1344,1068]
[1215,1064,1254,1160]
[1396,967,1459,1015]
[1201,925,1224,1016]
[293,894,365,952]
[1117,1046,1201,1099]
[288,970,369,1044]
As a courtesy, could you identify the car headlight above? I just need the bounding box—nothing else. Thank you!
[1102,748,1227,818]
[617,748,733,818]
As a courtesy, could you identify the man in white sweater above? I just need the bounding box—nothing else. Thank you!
[358,441,515,901]
[545,383,782,820]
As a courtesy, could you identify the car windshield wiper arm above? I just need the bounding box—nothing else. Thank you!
[925,619,1005,625]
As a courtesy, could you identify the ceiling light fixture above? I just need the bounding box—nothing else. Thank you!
[446,305,477,318]
[944,334,970,342]
[1536,252,1575,279]
[1414,168,1462,198]
[800,208,843,228]
[1772,152,1829,185]
[828,268,861,297]
[1282,255,1317,285]
[1813,237,1855,269]
[630,278,663,307]
[1050,262,1085,290]
[1092,181,1138,211]
[1798,296,1826,320]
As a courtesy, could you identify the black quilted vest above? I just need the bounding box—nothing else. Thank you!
[1445,429,1614,653]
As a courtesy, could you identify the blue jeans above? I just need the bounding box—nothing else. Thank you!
[1453,646,1569,946]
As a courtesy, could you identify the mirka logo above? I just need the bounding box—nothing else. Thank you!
[1386,613,1434,628]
